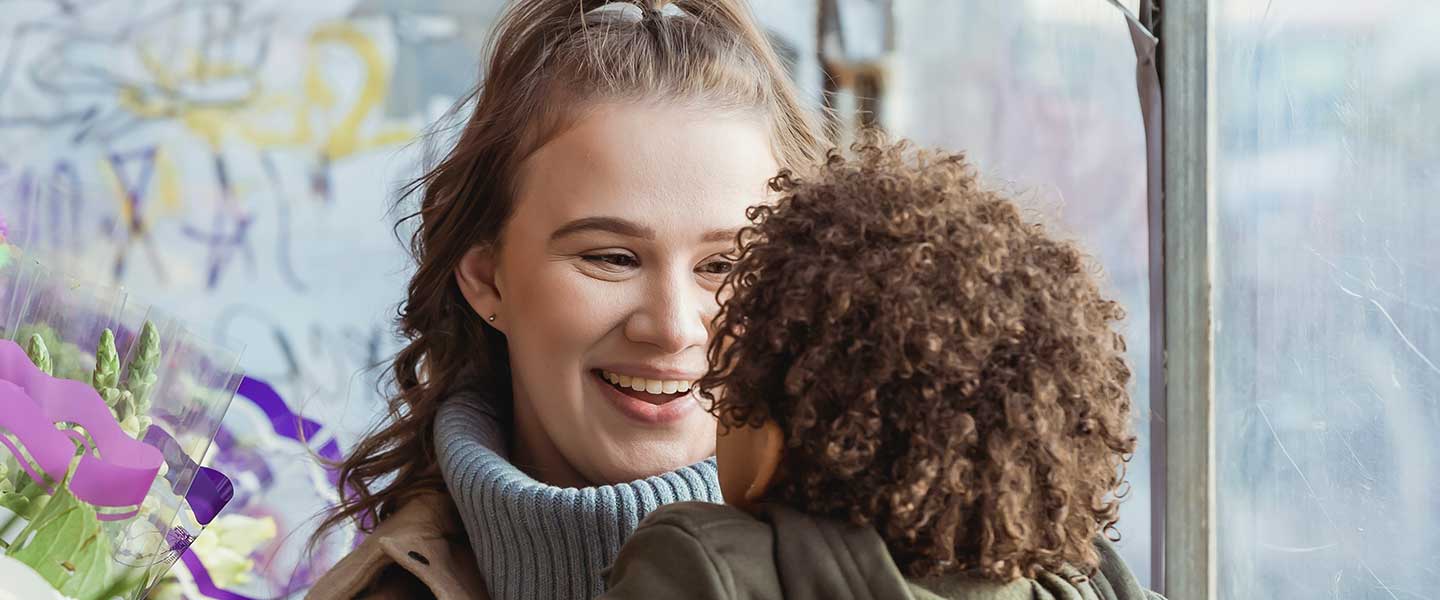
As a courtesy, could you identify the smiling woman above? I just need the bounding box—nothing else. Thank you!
[454,104,780,488]
[304,1,824,599]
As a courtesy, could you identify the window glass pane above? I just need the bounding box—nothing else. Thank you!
[891,1,1155,583]
[1216,1,1440,597]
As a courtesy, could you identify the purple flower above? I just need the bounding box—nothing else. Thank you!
[0,210,8,239]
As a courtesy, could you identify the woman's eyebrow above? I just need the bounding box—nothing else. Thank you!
[701,228,742,243]
[549,218,741,244]
[550,217,655,241]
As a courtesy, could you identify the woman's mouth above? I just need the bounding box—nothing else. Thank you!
[592,369,698,425]
[596,369,693,403]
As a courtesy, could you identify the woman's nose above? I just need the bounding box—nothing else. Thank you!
[624,270,711,354]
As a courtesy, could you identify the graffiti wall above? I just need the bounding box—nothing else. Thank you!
[0,0,512,596]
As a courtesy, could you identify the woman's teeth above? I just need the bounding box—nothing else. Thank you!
[601,370,693,394]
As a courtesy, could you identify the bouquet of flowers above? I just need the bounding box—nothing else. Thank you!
[0,250,243,600]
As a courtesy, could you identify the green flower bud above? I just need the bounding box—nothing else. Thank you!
[123,321,161,417]
[25,334,52,376]
[93,329,121,410]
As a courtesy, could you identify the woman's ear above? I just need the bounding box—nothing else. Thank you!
[455,245,505,332]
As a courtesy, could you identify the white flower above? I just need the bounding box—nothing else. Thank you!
[187,514,278,588]
[146,578,188,600]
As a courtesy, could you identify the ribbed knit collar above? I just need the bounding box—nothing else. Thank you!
[435,392,722,600]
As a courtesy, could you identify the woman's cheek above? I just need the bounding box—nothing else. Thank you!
[527,269,630,347]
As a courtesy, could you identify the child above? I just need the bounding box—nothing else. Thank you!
[601,137,1163,600]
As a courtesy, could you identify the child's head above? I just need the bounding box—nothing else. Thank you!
[699,136,1137,582]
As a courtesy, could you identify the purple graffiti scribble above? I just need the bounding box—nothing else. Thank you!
[180,153,256,290]
[108,147,157,231]
[50,160,83,249]
[106,146,170,282]
[14,170,34,244]
[259,152,309,293]
[1,159,88,252]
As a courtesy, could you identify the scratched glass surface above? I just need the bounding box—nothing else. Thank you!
[890,0,1155,584]
[1215,1,1440,597]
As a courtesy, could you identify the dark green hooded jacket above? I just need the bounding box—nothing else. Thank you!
[602,502,1165,600]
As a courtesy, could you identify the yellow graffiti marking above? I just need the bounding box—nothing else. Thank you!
[124,46,263,149]
[154,148,182,214]
[305,22,415,158]
[118,21,414,157]
[243,21,414,157]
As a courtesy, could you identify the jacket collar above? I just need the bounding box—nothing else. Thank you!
[306,491,488,600]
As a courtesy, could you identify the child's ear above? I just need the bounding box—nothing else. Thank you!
[716,418,785,513]
[455,245,506,332]
[746,420,784,503]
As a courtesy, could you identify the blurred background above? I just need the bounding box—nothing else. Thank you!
[0,0,1433,598]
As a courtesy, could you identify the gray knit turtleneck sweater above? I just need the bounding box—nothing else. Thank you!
[435,392,723,600]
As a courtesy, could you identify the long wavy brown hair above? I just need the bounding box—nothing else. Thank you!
[698,135,1137,581]
[312,0,824,543]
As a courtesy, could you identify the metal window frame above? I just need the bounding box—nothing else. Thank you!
[1143,0,1218,598]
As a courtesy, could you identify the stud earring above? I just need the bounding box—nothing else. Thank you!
[487,314,497,322]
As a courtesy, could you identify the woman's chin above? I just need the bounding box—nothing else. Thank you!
[579,438,716,485]
[565,385,717,484]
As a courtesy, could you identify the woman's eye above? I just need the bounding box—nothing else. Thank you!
[698,259,734,276]
[582,253,639,268]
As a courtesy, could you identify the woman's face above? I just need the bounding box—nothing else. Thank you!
[459,103,778,486]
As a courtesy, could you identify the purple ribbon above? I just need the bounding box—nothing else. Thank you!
[143,426,234,526]
[181,550,255,600]
[190,467,233,525]
[236,377,343,467]
[171,376,346,600]
[0,339,164,519]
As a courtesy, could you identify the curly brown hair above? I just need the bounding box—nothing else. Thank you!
[698,135,1137,582]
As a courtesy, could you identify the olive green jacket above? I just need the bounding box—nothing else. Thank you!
[602,502,1165,600]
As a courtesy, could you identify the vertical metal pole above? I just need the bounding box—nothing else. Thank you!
[1127,0,1168,588]
[1159,0,1217,598]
